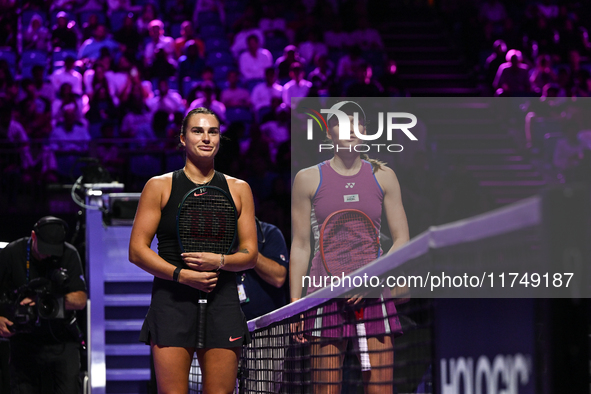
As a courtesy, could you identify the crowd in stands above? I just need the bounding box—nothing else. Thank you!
[450,0,591,182]
[0,0,391,238]
[1,0,590,238]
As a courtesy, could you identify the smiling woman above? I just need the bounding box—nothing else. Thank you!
[128,107,258,394]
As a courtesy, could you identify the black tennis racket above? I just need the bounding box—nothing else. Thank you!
[177,185,238,348]
[319,209,381,371]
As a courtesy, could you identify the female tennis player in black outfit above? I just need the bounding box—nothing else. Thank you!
[129,107,258,393]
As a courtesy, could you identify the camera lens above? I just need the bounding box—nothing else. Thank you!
[38,295,59,319]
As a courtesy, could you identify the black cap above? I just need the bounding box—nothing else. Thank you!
[33,216,68,257]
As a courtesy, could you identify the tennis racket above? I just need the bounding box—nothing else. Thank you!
[177,185,238,348]
[319,209,381,371]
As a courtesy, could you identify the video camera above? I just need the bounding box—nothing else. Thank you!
[0,268,70,334]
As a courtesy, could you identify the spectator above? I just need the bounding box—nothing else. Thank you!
[148,47,177,80]
[529,16,556,55]
[168,0,191,24]
[107,0,140,15]
[555,66,571,97]
[479,0,507,25]
[186,67,218,103]
[83,62,116,102]
[259,106,290,162]
[239,34,273,81]
[323,19,349,49]
[192,0,225,27]
[78,24,120,60]
[110,55,132,103]
[484,40,507,88]
[345,62,384,97]
[553,121,587,182]
[144,19,174,66]
[187,81,226,123]
[259,4,286,36]
[230,18,264,58]
[146,78,185,114]
[493,49,531,95]
[0,9,17,51]
[81,13,100,41]
[571,69,591,97]
[86,85,118,125]
[282,62,311,109]
[151,109,170,139]
[136,3,157,37]
[350,17,383,50]
[336,46,365,81]
[174,21,204,59]
[31,65,54,102]
[220,70,250,108]
[23,14,50,51]
[49,103,91,152]
[308,53,334,87]
[50,56,83,96]
[121,92,155,140]
[76,0,106,13]
[51,11,78,50]
[298,30,328,66]
[0,103,35,178]
[530,54,556,94]
[52,82,83,125]
[15,78,52,139]
[251,66,283,112]
[114,13,142,60]
[537,0,559,20]
[178,40,205,81]
[274,45,304,83]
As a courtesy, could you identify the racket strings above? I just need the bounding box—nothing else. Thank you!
[321,211,379,276]
[178,190,237,254]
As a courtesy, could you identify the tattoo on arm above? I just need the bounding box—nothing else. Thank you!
[238,249,249,254]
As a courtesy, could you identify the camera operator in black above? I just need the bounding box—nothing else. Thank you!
[0,216,87,394]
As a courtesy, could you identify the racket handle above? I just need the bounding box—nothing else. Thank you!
[354,308,371,371]
[356,322,371,371]
[196,299,207,348]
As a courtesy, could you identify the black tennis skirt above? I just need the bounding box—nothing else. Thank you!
[139,271,251,348]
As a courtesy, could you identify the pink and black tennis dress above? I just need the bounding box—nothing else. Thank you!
[304,160,402,338]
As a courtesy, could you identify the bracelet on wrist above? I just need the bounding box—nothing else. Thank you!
[172,267,183,282]
[218,254,225,271]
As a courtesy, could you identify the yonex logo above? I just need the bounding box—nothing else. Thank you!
[345,183,355,188]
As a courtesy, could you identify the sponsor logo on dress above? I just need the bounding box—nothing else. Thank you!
[344,194,359,203]
[345,183,355,188]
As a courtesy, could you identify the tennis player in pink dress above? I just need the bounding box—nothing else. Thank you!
[290,103,410,393]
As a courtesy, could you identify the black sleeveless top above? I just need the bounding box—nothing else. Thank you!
[139,170,250,348]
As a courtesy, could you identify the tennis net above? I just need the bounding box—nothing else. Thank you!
[188,184,589,393]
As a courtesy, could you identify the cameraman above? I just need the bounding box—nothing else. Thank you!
[0,216,87,394]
